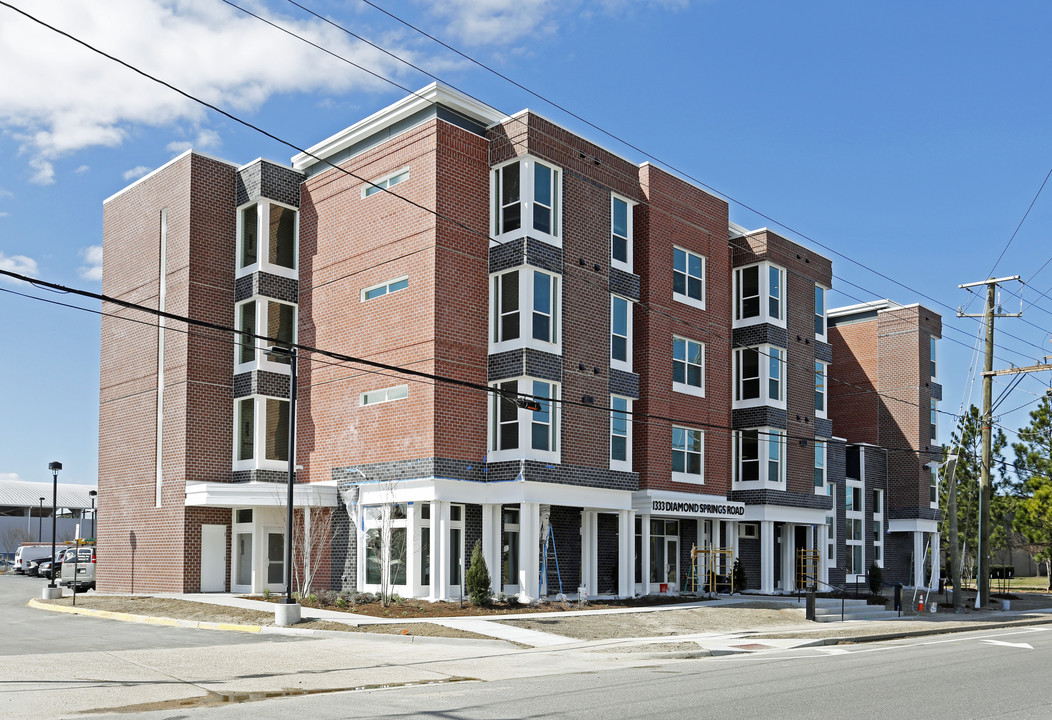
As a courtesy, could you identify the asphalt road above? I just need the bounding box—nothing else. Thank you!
[0,573,302,656]
[88,625,1052,720]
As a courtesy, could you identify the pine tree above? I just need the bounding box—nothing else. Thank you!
[1012,393,1052,589]
[466,539,492,606]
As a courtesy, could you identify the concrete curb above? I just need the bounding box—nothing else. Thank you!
[27,598,510,648]
[776,615,1052,647]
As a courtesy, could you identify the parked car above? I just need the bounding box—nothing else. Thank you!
[38,551,66,580]
[13,544,54,574]
[60,546,96,592]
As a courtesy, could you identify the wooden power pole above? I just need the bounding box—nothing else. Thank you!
[957,276,1020,609]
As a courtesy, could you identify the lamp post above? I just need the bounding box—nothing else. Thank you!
[45,462,62,597]
[265,345,299,624]
[88,490,98,540]
[38,497,45,541]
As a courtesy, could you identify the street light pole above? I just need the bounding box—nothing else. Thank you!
[266,345,298,615]
[38,497,44,541]
[47,462,61,590]
[89,490,97,540]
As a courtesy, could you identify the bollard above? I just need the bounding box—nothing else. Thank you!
[894,583,902,615]
[806,589,816,622]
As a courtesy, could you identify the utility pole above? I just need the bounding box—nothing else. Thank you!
[958,276,1020,609]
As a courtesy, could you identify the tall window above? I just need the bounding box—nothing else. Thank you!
[815,285,826,339]
[490,378,560,461]
[268,204,296,269]
[611,195,632,270]
[611,396,631,470]
[673,336,704,396]
[815,361,827,417]
[364,504,407,587]
[734,428,785,485]
[493,158,561,242]
[237,300,256,366]
[845,479,864,578]
[502,507,520,587]
[673,247,705,308]
[237,397,254,461]
[734,346,784,406]
[491,268,560,349]
[234,396,290,468]
[814,440,826,489]
[930,336,937,379]
[611,295,631,370]
[267,301,295,364]
[239,205,258,268]
[930,399,938,444]
[238,201,297,275]
[734,263,784,325]
[930,467,938,505]
[873,489,884,566]
[672,426,703,484]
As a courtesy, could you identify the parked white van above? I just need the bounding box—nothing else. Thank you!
[60,545,96,592]
[13,543,54,574]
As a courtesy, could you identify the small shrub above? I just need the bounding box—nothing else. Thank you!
[262,588,271,600]
[732,558,747,593]
[334,595,348,609]
[466,540,493,606]
[868,562,884,596]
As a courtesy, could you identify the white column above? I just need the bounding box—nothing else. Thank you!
[641,514,652,596]
[519,501,540,602]
[617,509,632,599]
[817,523,830,586]
[928,531,941,589]
[406,504,419,598]
[780,523,795,591]
[435,500,450,601]
[481,504,500,594]
[913,530,925,587]
[579,510,598,596]
[760,520,775,594]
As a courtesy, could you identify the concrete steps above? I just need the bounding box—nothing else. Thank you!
[813,598,901,622]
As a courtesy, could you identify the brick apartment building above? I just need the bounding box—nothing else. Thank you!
[97,83,940,598]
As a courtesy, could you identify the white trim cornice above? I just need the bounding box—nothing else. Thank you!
[185,481,338,508]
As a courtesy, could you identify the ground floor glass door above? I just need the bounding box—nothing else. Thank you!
[649,519,679,590]
[266,529,285,589]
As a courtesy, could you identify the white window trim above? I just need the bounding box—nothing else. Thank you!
[489,266,562,354]
[815,284,828,342]
[488,377,561,464]
[361,275,409,302]
[232,395,290,472]
[930,336,938,380]
[610,395,632,472]
[814,439,827,493]
[733,345,786,410]
[872,489,884,568]
[733,262,786,329]
[672,335,705,398]
[360,384,409,407]
[815,360,828,419]
[672,245,706,310]
[362,167,410,198]
[360,504,410,594]
[927,463,939,509]
[826,482,837,573]
[610,295,633,372]
[740,523,759,539]
[234,299,297,375]
[671,425,704,486]
[610,194,633,273]
[845,478,864,581]
[733,427,786,488]
[491,156,562,247]
[236,199,299,280]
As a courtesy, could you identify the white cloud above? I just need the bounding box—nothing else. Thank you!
[165,128,222,156]
[122,165,152,181]
[78,245,103,281]
[0,251,39,283]
[74,165,90,174]
[0,472,23,482]
[0,212,8,218]
[0,1,418,182]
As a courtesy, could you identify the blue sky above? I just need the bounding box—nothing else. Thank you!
[2,0,1051,486]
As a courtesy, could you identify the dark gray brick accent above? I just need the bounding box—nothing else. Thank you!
[465,503,482,589]
[231,469,288,484]
[333,483,358,591]
[864,448,887,490]
[678,518,697,590]
[333,458,487,484]
[732,406,787,430]
[828,438,846,488]
[814,340,833,364]
[609,268,640,301]
[732,324,789,349]
[547,506,581,592]
[930,381,942,401]
[233,371,290,399]
[814,417,833,438]
[728,489,833,511]
[524,348,562,382]
[492,460,639,492]
[236,159,303,208]
[609,368,639,399]
[489,237,564,275]
[738,536,761,591]
[235,275,254,303]
[597,513,620,594]
[233,272,299,304]
[487,349,562,383]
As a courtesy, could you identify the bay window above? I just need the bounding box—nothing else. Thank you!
[491,267,560,351]
[611,295,632,370]
[734,262,785,326]
[489,378,560,462]
[733,428,785,486]
[492,158,561,244]
[611,195,633,271]
[237,200,298,277]
[733,346,785,407]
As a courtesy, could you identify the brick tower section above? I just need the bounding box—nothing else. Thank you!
[98,153,236,593]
